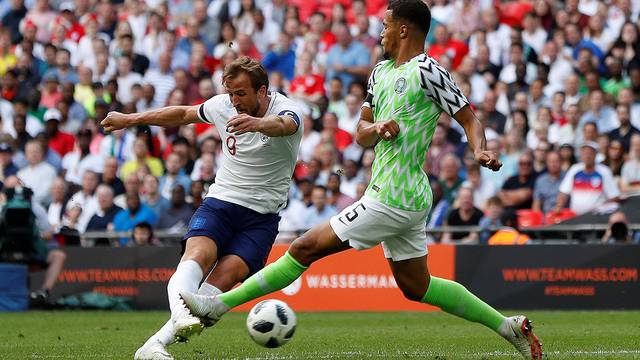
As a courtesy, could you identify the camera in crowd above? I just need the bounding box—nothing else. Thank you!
[0,186,39,263]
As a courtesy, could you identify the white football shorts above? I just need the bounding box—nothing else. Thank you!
[329,195,429,261]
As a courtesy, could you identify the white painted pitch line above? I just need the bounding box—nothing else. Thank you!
[233,349,640,360]
[25,349,640,359]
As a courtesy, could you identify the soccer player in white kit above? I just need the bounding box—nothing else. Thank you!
[101,57,303,360]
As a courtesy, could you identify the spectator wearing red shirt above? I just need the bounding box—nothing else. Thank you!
[235,33,263,62]
[322,111,352,151]
[308,12,337,54]
[58,2,85,43]
[427,25,469,69]
[290,51,325,105]
[44,108,75,157]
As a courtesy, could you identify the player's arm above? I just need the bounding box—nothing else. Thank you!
[453,106,501,171]
[226,112,299,137]
[419,57,500,171]
[356,96,399,147]
[101,106,200,131]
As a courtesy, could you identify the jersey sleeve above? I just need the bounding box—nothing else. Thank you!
[363,61,384,109]
[272,97,303,133]
[418,55,469,117]
[196,96,218,125]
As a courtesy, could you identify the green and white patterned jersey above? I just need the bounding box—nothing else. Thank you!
[364,54,468,211]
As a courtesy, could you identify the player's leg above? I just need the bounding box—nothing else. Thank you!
[388,256,506,329]
[182,220,350,318]
[386,235,542,360]
[139,255,248,359]
[182,196,391,319]
[166,236,217,337]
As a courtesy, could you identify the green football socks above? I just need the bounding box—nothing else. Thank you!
[421,276,505,332]
[218,251,308,308]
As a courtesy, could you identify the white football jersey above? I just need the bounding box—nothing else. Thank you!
[197,92,303,214]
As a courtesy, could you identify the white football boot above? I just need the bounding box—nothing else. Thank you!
[171,299,204,342]
[501,315,543,359]
[134,339,174,360]
[180,292,230,326]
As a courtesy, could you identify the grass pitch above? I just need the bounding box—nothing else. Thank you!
[0,310,638,359]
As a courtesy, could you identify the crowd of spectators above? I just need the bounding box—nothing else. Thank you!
[0,0,638,247]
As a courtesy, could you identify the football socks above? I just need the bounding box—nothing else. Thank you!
[421,276,505,332]
[218,252,307,308]
[167,260,203,318]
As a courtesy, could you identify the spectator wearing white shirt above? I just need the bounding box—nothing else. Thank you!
[143,52,175,107]
[115,56,142,105]
[251,8,279,54]
[68,170,100,233]
[17,140,57,206]
[298,115,321,163]
[159,153,192,201]
[338,94,362,135]
[557,104,583,148]
[563,73,583,107]
[142,12,166,68]
[478,8,511,66]
[62,129,105,185]
[583,14,615,53]
[431,0,454,25]
[540,41,573,97]
[522,13,547,54]
[499,42,538,85]
[457,56,489,105]
[46,177,67,232]
[555,142,620,215]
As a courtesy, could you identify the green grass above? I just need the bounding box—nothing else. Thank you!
[0,311,639,359]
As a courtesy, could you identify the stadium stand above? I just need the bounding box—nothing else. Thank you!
[0,0,639,307]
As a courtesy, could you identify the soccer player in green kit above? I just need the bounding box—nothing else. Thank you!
[182,0,542,358]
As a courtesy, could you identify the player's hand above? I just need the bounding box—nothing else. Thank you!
[227,114,261,135]
[475,150,502,171]
[101,112,132,132]
[375,120,400,141]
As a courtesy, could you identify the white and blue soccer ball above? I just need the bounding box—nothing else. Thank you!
[246,299,296,348]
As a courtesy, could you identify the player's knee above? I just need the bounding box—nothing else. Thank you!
[183,237,217,268]
[396,278,428,302]
[399,286,424,302]
[289,236,319,265]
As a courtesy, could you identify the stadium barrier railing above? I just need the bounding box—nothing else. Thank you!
[81,224,640,245]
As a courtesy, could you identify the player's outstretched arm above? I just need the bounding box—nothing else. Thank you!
[453,105,502,171]
[226,113,298,137]
[101,106,200,132]
[356,106,399,147]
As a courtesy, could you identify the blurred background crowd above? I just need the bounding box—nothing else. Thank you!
[0,0,638,248]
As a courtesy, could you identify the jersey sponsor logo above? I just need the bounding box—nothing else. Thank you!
[394,77,407,95]
[278,110,300,126]
[260,133,270,144]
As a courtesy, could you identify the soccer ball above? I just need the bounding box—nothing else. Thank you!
[246,299,297,348]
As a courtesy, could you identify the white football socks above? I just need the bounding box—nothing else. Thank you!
[152,282,222,346]
[167,260,203,320]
